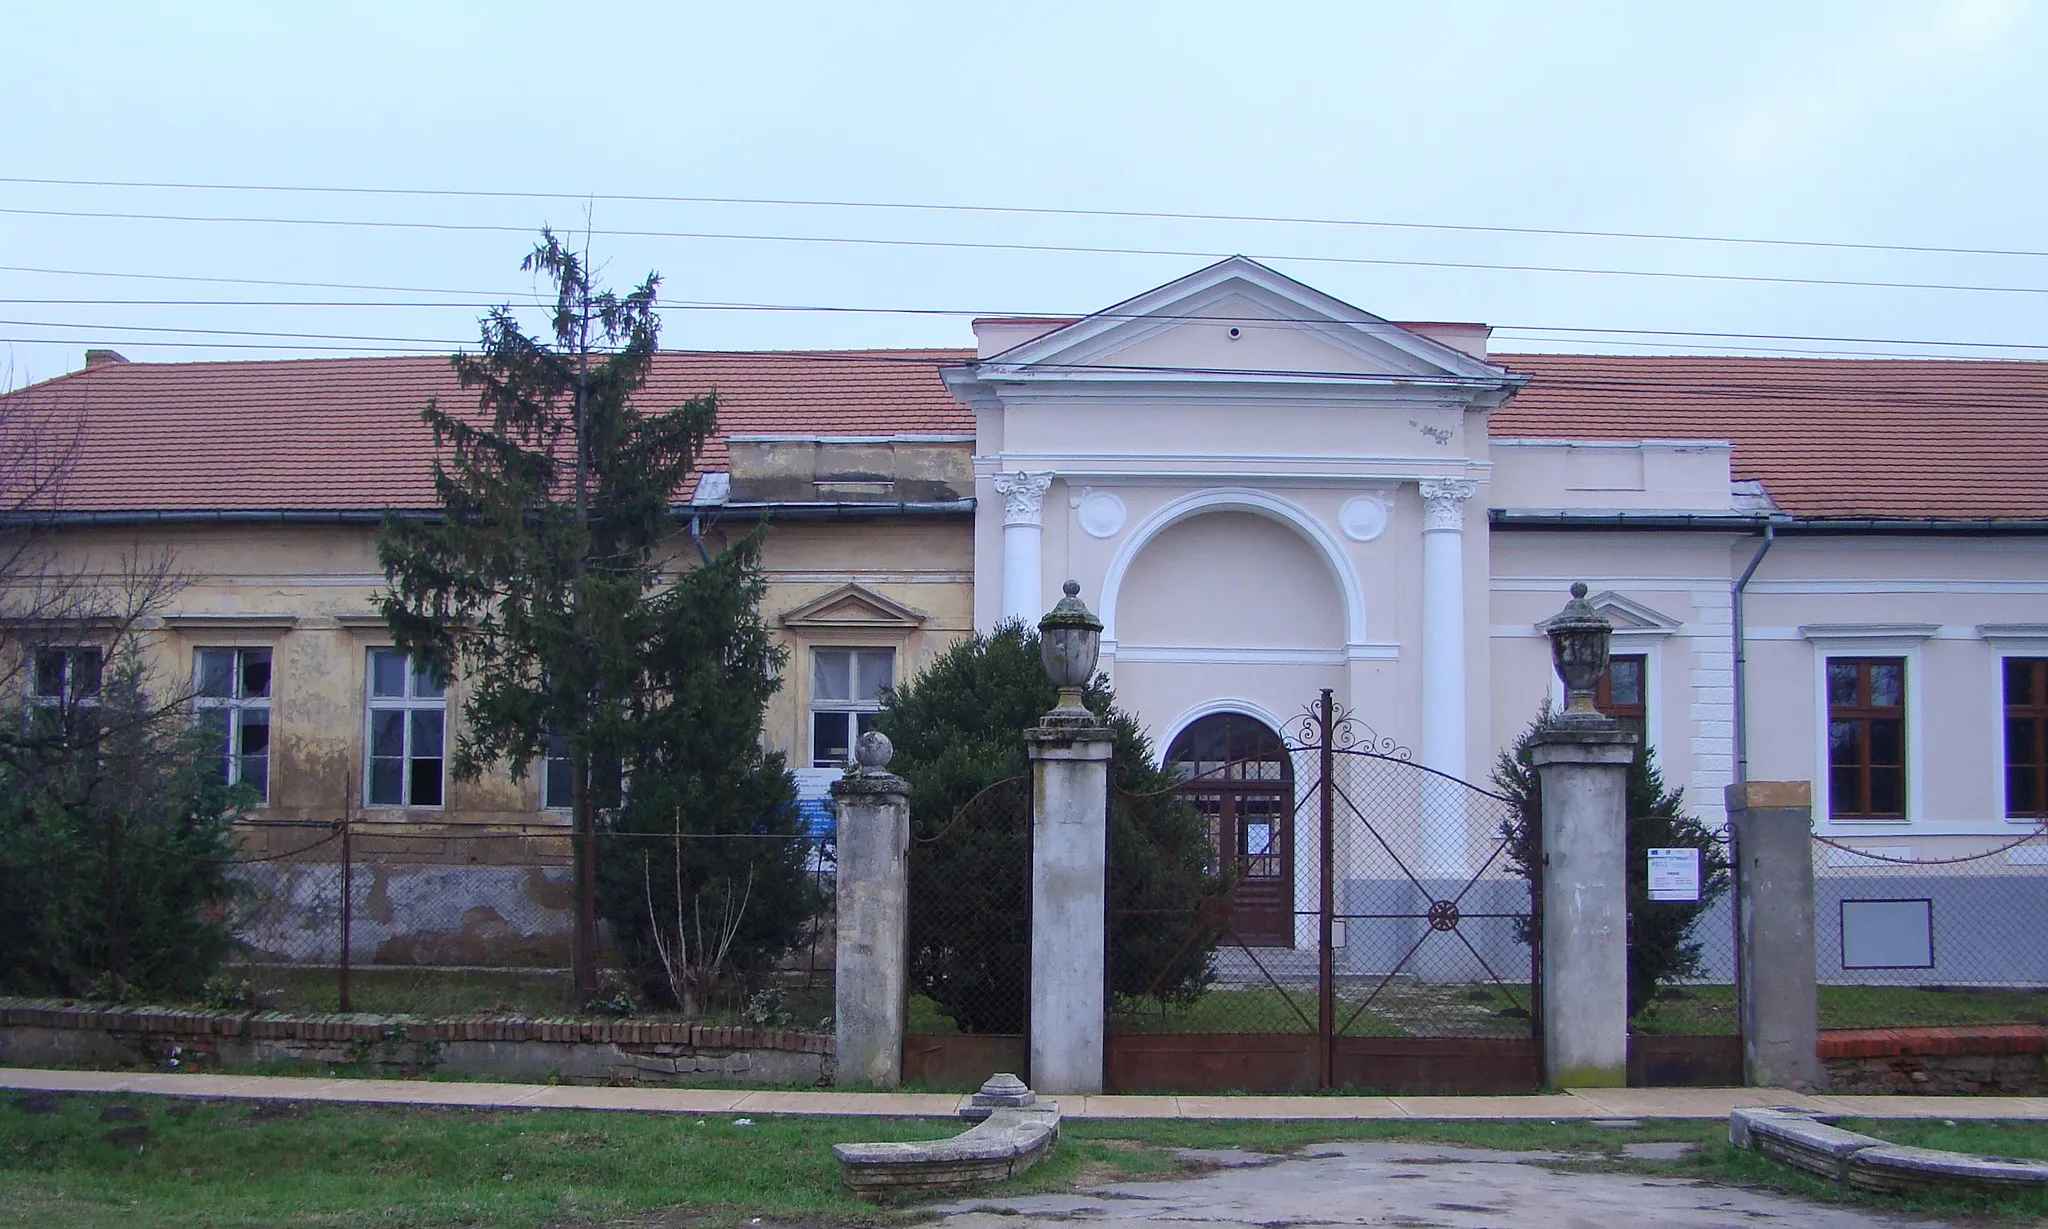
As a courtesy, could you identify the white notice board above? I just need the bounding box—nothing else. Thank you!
[1647,847,1701,902]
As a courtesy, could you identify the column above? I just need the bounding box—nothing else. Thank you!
[1532,727,1637,1087]
[1728,780,1823,1090]
[994,472,1053,626]
[830,734,910,1088]
[1418,477,1476,874]
[1027,724,1114,1094]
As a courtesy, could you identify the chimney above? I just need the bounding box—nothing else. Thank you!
[85,349,130,368]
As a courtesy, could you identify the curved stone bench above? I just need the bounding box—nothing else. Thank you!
[834,1073,1060,1197]
[1731,1107,2048,1196]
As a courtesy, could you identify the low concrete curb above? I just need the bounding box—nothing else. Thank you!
[835,1074,1060,1197]
[1732,1106,2048,1196]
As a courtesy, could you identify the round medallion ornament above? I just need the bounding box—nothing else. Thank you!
[1426,899,1461,932]
[1076,491,1127,539]
[1338,493,1391,542]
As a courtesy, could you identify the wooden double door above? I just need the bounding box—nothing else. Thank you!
[1167,713,1295,947]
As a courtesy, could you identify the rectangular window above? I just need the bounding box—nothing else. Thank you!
[30,646,102,704]
[365,648,445,808]
[543,729,573,810]
[1595,653,1648,742]
[1828,657,1906,821]
[810,647,893,768]
[2007,658,2048,820]
[194,647,272,802]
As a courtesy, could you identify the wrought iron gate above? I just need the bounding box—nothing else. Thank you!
[1107,690,1540,1094]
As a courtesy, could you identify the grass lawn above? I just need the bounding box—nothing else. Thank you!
[13,1093,2048,1228]
[1633,983,2048,1035]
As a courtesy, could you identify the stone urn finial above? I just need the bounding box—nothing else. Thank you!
[1545,581,1617,728]
[1038,580,1102,728]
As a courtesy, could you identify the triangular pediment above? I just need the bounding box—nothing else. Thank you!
[1538,591,1682,636]
[779,583,927,631]
[976,256,1513,385]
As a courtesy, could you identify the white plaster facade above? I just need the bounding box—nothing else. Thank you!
[944,257,2048,853]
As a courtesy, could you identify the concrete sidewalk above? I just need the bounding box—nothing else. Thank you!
[7,1066,2048,1121]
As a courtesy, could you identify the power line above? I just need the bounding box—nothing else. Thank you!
[6,174,2044,262]
[5,295,2046,356]
[8,206,2048,299]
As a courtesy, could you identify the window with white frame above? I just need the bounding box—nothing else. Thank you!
[365,648,445,808]
[1827,656,1906,821]
[542,729,573,810]
[194,647,272,801]
[2007,658,2048,821]
[27,645,103,744]
[810,647,893,768]
[31,645,102,705]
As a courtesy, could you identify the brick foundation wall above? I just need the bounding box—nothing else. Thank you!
[1820,1026,2048,1095]
[0,998,833,1087]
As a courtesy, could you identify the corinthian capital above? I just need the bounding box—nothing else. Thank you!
[993,471,1054,527]
[1417,477,1478,533]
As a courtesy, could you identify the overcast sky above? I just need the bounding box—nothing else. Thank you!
[4,0,2045,382]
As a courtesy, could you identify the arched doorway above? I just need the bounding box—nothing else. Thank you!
[1166,712,1295,947]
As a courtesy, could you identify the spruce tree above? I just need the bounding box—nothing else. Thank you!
[379,232,798,1001]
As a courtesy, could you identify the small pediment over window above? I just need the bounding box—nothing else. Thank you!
[779,583,927,631]
[1537,591,1682,637]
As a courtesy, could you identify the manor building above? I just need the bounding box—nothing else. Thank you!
[7,257,2047,953]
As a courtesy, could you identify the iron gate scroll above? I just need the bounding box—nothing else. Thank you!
[1107,691,1541,1095]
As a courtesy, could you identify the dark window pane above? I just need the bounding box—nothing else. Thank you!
[371,710,404,757]
[240,649,271,699]
[195,649,234,698]
[2008,659,2037,707]
[2010,766,2040,817]
[813,712,850,767]
[1609,658,1643,706]
[1868,768,1903,815]
[1829,721,1860,766]
[369,759,403,806]
[33,650,65,698]
[1827,660,1859,707]
[544,758,573,809]
[2009,718,2039,767]
[241,754,269,799]
[410,710,444,759]
[238,708,270,756]
[410,658,444,700]
[1830,766,1863,816]
[1870,661,1904,708]
[371,650,406,698]
[72,649,101,697]
[1868,719,1903,766]
[410,758,443,807]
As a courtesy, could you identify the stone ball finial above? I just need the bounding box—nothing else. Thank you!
[1063,579,1079,598]
[854,729,893,772]
[1571,580,1588,599]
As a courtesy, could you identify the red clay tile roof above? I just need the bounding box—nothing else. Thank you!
[6,348,2045,521]
[1493,354,2048,521]
[2,350,976,514]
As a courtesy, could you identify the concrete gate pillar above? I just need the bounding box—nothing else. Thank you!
[831,732,911,1088]
[1534,582,1637,1088]
[1728,780,1823,1090]
[1027,725,1113,1094]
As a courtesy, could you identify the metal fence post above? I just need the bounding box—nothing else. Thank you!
[339,810,353,1013]
[1317,688,1335,1091]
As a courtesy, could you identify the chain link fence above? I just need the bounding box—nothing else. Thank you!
[906,775,1032,1037]
[209,822,834,1023]
[1812,829,2048,1030]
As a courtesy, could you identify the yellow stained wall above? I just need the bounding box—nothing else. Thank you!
[12,516,973,831]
